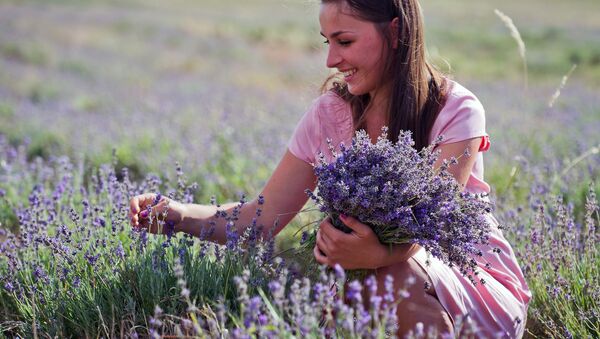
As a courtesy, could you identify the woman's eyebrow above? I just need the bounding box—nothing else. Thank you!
[320,30,352,38]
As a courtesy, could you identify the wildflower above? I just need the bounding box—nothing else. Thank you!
[258,314,268,326]
[84,251,100,266]
[115,242,125,260]
[149,317,162,328]
[33,266,49,284]
[364,275,377,297]
[93,217,106,228]
[333,264,345,282]
[305,128,492,282]
[300,231,309,244]
[383,275,395,303]
[214,244,222,262]
[268,281,282,295]
[346,280,362,304]
[3,281,14,293]
[181,318,193,329]
[225,221,238,250]
[415,322,425,337]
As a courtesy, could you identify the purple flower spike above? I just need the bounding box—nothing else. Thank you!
[305,128,492,283]
[346,280,363,304]
[333,264,345,282]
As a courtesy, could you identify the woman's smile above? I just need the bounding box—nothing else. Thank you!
[341,68,357,82]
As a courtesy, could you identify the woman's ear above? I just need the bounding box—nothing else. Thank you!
[391,17,400,49]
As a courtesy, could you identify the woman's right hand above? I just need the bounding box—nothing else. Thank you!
[129,193,186,234]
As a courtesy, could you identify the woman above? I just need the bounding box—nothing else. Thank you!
[130,0,531,336]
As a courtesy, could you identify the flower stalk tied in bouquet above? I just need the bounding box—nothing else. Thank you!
[300,127,493,284]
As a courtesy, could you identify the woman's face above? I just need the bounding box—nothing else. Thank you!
[319,2,388,97]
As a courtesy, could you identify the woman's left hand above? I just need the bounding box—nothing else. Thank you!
[313,214,388,270]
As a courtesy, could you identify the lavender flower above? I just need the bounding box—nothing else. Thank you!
[346,280,363,304]
[306,128,492,282]
[3,281,14,293]
[333,264,345,282]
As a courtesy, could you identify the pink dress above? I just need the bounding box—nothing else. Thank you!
[288,81,531,338]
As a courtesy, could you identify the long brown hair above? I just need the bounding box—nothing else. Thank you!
[321,0,447,150]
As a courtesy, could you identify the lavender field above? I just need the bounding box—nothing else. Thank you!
[0,0,599,337]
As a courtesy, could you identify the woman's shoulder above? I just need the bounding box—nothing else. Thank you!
[306,90,353,133]
[288,90,353,163]
[316,90,354,141]
[443,80,484,112]
[311,90,351,119]
[295,90,351,131]
[430,80,487,144]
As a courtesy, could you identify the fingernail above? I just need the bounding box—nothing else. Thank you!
[140,210,148,218]
[340,214,347,220]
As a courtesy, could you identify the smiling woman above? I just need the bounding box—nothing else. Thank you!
[319,0,448,153]
[130,0,531,337]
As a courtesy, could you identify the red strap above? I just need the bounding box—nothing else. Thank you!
[479,136,491,152]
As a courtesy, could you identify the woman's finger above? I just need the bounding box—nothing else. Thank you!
[147,197,170,218]
[338,214,371,237]
[313,244,328,265]
[318,228,332,249]
[129,196,140,226]
[129,195,143,226]
[130,193,164,228]
[319,217,338,239]
[316,230,329,256]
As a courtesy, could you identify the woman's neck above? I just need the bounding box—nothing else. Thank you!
[364,86,392,141]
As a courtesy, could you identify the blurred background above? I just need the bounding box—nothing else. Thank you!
[0,0,598,200]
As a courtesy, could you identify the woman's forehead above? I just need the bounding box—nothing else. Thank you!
[319,2,371,35]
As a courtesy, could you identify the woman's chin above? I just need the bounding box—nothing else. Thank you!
[347,85,365,96]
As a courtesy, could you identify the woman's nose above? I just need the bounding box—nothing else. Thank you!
[326,46,341,69]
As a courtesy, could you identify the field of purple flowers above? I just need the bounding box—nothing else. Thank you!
[0,0,599,337]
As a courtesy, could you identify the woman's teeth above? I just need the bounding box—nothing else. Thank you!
[343,69,357,77]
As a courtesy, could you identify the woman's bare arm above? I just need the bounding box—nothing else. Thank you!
[173,150,316,244]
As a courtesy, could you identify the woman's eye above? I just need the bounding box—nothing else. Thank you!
[322,39,351,46]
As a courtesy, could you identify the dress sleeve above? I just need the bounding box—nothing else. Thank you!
[288,97,323,164]
[430,85,488,147]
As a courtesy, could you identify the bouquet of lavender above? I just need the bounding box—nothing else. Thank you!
[302,128,492,283]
